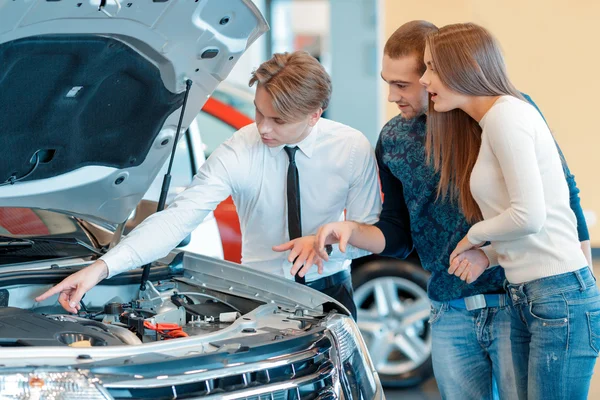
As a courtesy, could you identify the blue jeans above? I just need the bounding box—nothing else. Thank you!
[430,296,517,400]
[507,267,600,400]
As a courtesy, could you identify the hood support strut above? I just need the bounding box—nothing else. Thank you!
[139,79,193,291]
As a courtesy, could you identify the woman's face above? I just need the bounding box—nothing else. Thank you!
[419,44,467,113]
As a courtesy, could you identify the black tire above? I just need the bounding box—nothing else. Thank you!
[351,255,434,388]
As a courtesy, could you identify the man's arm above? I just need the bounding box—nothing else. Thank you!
[554,146,592,265]
[315,135,413,259]
[371,135,413,258]
[35,139,243,311]
[100,143,240,277]
[523,93,591,266]
[320,221,388,255]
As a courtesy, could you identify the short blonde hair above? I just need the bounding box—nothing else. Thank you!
[249,52,331,122]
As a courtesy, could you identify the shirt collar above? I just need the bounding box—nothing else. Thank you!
[268,119,320,159]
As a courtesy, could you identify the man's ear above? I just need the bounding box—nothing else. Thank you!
[308,108,323,127]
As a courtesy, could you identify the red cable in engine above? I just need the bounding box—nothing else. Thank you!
[143,321,189,338]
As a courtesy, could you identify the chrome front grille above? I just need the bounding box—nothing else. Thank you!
[101,338,339,400]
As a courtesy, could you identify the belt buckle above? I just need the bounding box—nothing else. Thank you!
[464,294,487,311]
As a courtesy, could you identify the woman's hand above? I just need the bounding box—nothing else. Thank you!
[449,235,483,266]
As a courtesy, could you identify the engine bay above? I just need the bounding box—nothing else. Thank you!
[0,247,335,355]
[0,307,126,347]
[0,278,268,348]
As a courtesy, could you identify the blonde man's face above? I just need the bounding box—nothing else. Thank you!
[254,85,320,148]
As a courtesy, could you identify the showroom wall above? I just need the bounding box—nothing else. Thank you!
[329,0,382,144]
[384,0,600,246]
[229,0,383,144]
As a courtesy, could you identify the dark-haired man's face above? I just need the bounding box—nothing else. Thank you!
[381,54,429,120]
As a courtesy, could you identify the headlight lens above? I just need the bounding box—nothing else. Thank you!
[327,315,379,399]
[0,371,110,400]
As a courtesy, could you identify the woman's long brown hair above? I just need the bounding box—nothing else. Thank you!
[425,23,525,223]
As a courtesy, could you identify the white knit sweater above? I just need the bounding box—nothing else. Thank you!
[467,96,587,284]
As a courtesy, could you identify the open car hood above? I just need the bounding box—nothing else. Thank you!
[0,0,267,226]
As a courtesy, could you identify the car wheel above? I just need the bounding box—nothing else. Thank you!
[352,258,433,388]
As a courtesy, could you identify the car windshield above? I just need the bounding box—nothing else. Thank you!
[0,208,101,265]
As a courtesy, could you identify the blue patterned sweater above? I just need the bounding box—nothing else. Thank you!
[373,97,589,302]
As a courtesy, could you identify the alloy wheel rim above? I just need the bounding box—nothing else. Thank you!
[354,276,432,376]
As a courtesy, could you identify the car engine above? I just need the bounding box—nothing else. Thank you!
[0,278,263,348]
[0,307,128,346]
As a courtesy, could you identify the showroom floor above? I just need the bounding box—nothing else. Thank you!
[385,378,440,399]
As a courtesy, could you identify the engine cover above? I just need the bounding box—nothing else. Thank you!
[0,307,123,347]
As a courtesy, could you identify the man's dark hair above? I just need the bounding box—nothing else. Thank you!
[384,20,438,73]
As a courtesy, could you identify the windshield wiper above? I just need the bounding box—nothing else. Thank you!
[0,236,34,250]
[0,235,102,255]
[34,237,104,255]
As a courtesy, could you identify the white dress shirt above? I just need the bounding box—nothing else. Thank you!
[101,118,382,282]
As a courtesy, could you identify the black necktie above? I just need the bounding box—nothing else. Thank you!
[284,146,305,284]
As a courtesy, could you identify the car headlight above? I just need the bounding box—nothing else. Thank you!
[327,315,379,399]
[0,371,111,400]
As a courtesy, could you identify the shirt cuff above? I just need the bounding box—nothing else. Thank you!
[480,245,499,269]
[100,244,137,279]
